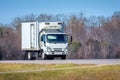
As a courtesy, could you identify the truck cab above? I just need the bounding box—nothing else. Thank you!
[39,22,68,59]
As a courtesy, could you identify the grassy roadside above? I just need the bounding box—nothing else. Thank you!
[0,63,94,72]
[0,63,120,80]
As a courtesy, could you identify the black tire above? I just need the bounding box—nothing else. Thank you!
[27,51,31,60]
[24,51,36,60]
[42,53,47,60]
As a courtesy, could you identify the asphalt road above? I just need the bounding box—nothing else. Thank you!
[0,59,120,65]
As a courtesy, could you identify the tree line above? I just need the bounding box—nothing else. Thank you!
[0,12,120,59]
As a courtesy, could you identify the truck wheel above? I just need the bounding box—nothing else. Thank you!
[27,52,31,60]
[61,55,66,60]
[24,51,36,60]
[42,53,47,60]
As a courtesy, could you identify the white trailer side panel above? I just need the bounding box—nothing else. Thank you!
[21,22,38,50]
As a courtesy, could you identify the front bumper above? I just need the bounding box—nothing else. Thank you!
[45,51,68,55]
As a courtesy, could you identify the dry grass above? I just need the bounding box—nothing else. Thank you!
[0,63,119,80]
[0,63,94,72]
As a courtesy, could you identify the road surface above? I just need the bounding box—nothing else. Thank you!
[0,59,120,65]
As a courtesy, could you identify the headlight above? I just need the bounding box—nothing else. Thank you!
[47,47,52,51]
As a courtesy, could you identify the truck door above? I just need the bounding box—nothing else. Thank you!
[41,34,46,47]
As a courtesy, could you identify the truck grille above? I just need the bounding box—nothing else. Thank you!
[54,48,62,52]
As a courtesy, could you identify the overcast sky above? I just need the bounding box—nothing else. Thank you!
[0,0,120,24]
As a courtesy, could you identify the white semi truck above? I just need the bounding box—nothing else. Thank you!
[21,22,70,60]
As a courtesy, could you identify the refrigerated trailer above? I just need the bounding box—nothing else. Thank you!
[21,22,70,60]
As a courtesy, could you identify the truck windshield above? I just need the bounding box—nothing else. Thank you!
[47,34,67,43]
